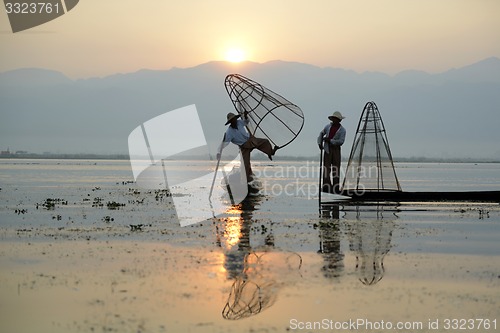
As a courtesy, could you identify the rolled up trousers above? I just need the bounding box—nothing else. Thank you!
[239,136,274,180]
[322,145,341,192]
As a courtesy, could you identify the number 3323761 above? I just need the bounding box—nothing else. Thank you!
[5,2,61,14]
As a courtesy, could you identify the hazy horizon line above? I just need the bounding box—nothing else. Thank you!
[1,152,499,164]
[1,56,499,80]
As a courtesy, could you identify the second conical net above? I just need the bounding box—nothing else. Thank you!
[342,101,401,192]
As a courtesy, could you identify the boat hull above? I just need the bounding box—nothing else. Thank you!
[338,190,500,203]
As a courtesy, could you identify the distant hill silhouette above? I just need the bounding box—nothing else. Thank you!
[1,57,499,159]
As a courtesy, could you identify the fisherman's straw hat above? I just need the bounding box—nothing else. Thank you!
[225,112,240,125]
[328,111,345,121]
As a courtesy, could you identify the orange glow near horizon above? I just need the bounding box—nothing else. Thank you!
[0,1,498,79]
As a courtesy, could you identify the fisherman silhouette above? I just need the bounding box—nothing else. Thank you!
[218,111,278,182]
[318,111,347,194]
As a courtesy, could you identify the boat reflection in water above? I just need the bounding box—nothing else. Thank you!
[215,195,303,320]
[319,203,397,285]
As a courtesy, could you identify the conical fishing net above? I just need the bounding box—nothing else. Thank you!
[222,278,276,320]
[224,74,304,149]
[342,101,401,192]
[222,251,302,320]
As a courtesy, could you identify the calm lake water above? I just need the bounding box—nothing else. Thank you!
[0,159,499,332]
[0,158,499,252]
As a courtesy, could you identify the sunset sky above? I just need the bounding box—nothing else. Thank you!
[1,0,499,79]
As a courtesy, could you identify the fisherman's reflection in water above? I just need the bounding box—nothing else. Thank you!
[215,195,302,320]
[318,204,344,279]
[318,203,397,285]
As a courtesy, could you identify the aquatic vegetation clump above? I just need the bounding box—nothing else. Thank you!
[106,201,126,210]
[37,198,68,210]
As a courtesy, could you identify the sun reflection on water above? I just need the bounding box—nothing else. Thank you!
[222,206,243,250]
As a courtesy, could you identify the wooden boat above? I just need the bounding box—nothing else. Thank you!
[320,102,500,205]
[338,190,500,203]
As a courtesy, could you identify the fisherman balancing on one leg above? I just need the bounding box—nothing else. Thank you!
[217,111,279,182]
[318,111,346,194]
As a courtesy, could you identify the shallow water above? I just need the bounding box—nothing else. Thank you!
[0,159,499,332]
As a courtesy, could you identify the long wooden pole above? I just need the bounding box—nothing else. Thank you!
[209,134,225,201]
[318,145,323,208]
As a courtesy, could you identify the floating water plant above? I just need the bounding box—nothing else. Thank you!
[106,201,126,210]
[37,198,68,210]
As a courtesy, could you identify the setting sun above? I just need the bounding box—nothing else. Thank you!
[225,48,246,63]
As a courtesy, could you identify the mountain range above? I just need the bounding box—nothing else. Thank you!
[1,57,500,160]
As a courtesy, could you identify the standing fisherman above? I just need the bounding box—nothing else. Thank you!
[217,111,279,182]
[318,111,346,194]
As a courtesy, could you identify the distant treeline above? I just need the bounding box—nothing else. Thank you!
[1,153,499,163]
[0,153,129,160]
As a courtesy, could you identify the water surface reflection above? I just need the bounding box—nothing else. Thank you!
[318,206,344,279]
[319,203,397,285]
[216,195,303,320]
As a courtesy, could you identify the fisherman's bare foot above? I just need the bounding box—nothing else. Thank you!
[268,145,280,160]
